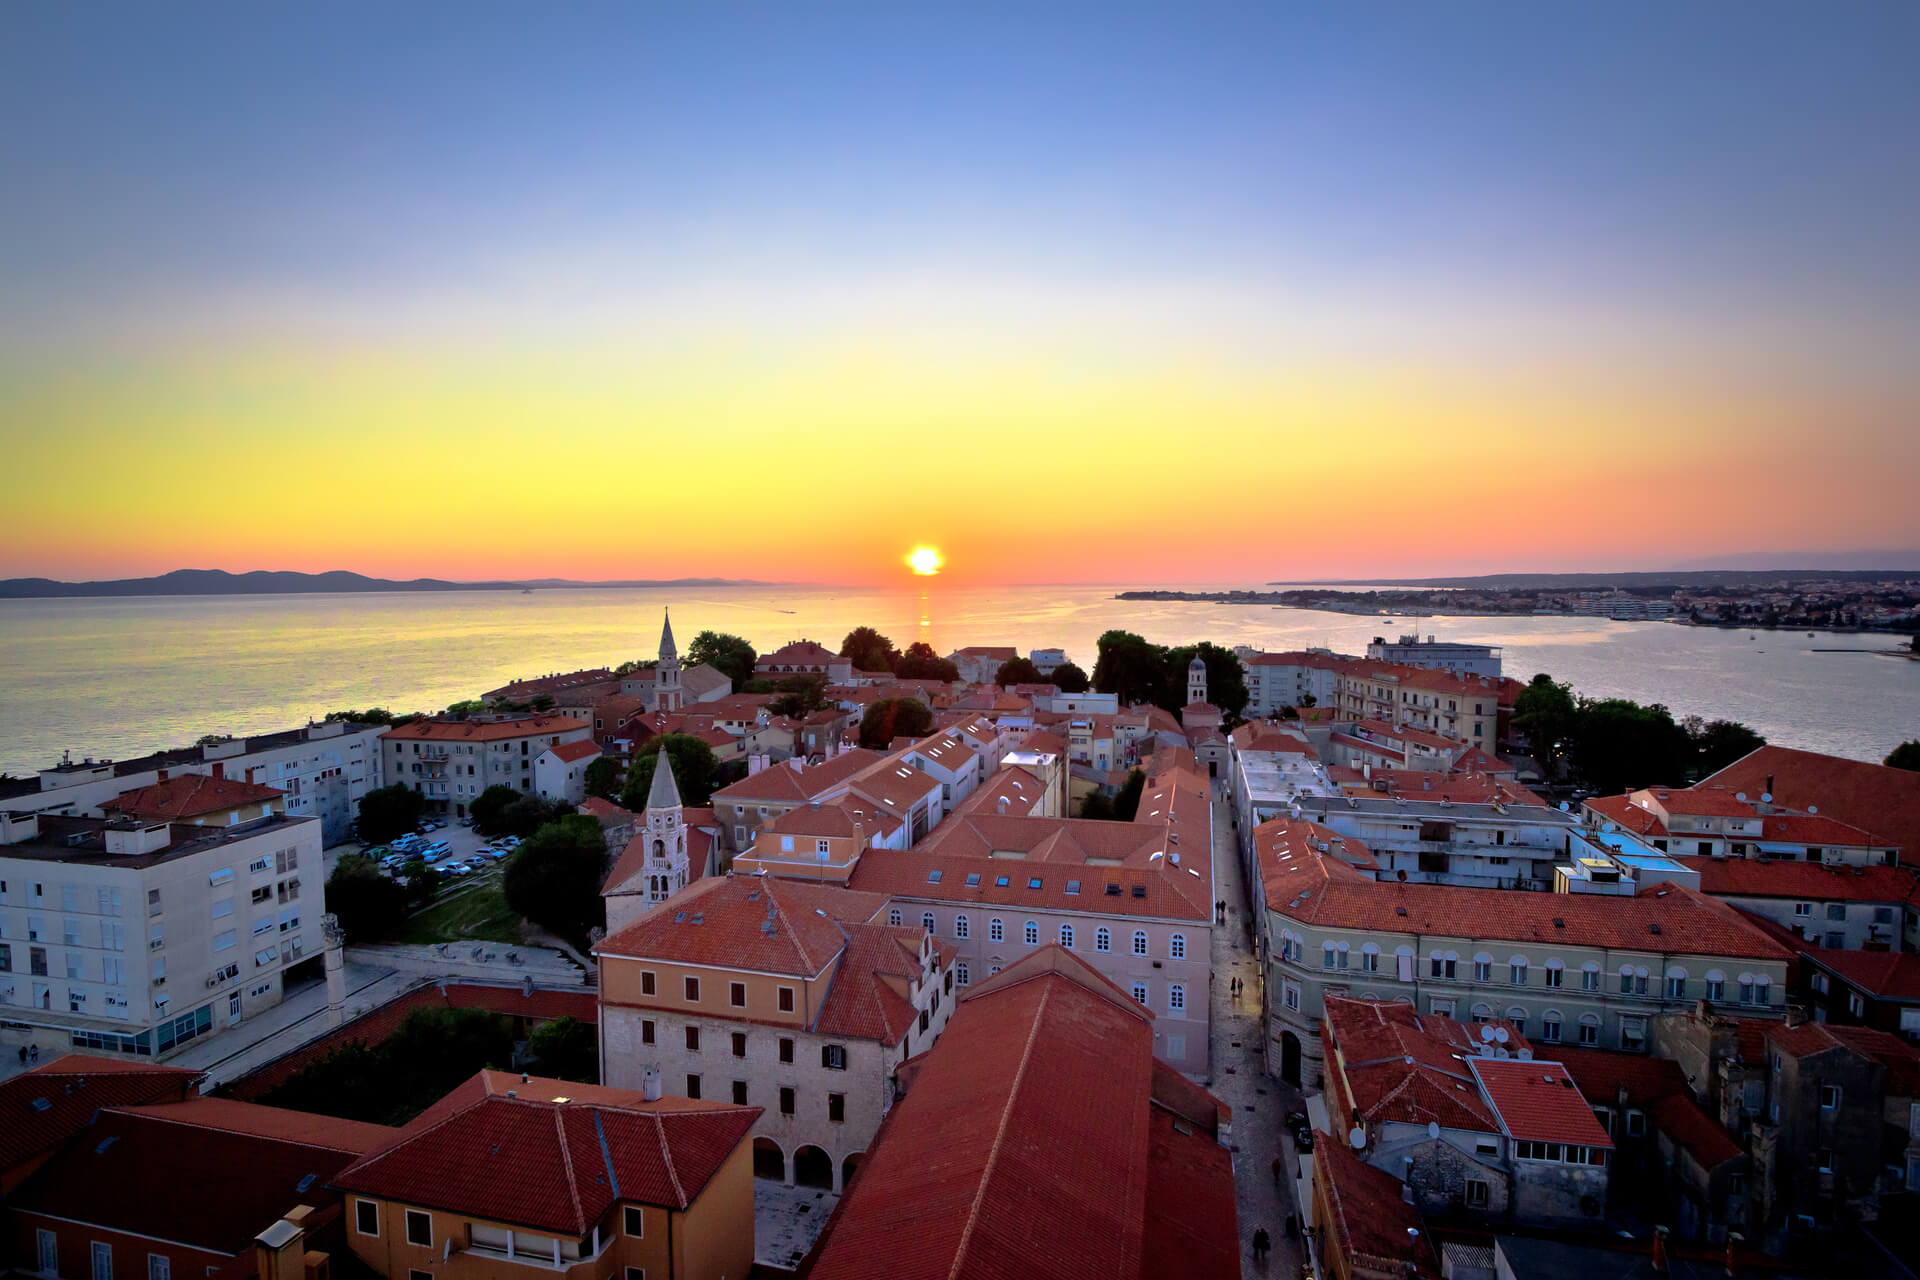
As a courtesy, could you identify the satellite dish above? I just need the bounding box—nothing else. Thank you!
[1761,792,1773,803]
[1494,1027,1510,1043]
[1559,801,1570,812]
[1735,792,1747,802]
[1601,822,1614,834]
[1808,804,1818,814]
[1480,1024,1496,1042]
[1427,1121,1440,1140]
[1348,1127,1366,1150]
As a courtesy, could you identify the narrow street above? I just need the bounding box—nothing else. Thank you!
[1210,787,1308,1278]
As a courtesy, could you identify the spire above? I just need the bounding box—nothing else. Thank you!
[659,608,677,662]
[646,749,682,812]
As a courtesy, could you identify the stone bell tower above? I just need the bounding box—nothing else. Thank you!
[642,750,689,901]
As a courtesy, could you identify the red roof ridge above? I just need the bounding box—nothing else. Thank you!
[651,1112,687,1207]
[552,1103,586,1239]
[949,979,1055,1280]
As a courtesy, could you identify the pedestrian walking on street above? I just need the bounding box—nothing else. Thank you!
[1270,1156,1283,1186]
[1252,1228,1270,1264]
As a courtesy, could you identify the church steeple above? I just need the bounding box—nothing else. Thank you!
[641,750,689,902]
[654,608,683,712]
[648,748,682,811]
[659,608,677,663]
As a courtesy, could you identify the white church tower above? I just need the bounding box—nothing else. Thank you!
[654,608,683,712]
[641,750,689,902]
[1187,654,1208,706]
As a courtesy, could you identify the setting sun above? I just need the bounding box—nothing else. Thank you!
[906,546,944,576]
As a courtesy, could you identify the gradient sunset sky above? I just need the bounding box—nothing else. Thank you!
[4,2,1917,586]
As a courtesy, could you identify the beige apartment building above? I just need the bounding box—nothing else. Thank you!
[595,874,954,1193]
[1251,817,1795,1088]
[382,713,591,818]
[0,809,323,1061]
[1335,660,1505,746]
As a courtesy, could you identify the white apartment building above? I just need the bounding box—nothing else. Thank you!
[1364,634,1504,677]
[1237,649,1344,718]
[382,713,592,818]
[1294,794,1582,890]
[0,810,324,1061]
[0,719,387,846]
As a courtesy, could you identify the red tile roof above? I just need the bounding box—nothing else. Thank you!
[813,924,926,1043]
[596,873,886,978]
[1468,1057,1614,1148]
[1256,818,1791,960]
[1679,856,1916,902]
[544,739,601,763]
[711,749,884,804]
[1313,1128,1441,1279]
[104,773,283,819]
[1760,812,1892,848]
[952,765,1050,818]
[1548,1046,1689,1108]
[1322,996,1517,1133]
[383,714,589,742]
[10,1105,363,1254]
[807,945,1236,1280]
[1647,1092,1744,1168]
[334,1073,759,1230]
[1703,745,1920,855]
[1802,948,1920,1001]
[578,796,634,822]
[117,1097,394,1153]
[1765,1020,1920,1094]
[0,1056,199,1178]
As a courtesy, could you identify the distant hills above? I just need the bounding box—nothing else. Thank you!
[0,569,776,599]
[1286,568,1920,590]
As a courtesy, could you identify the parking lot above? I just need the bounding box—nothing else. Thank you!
[357,823,517,876]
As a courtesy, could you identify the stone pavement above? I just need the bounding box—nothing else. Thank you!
[1209,785,1310,1279]
[753,1178,837,1272]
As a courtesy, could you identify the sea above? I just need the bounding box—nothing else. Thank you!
[1,582,1915,777]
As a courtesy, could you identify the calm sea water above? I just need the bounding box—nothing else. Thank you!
[1,583,1915,776]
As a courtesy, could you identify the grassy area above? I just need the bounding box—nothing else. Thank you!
[395,879,524,945]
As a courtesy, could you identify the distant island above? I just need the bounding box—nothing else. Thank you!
[0,569,779,599]
[1283,568,1919,590]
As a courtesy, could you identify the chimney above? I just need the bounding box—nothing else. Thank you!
[156,768,169,783]
[1784,1003,1807,1029]
[254,1210,316,1280]
[1651,1225,1669,1274]
[212,762,224,780]
[642,1066,664,1102]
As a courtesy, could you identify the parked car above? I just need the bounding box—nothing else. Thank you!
[1292,1125,1315,1153]
[363,844,391,858]
[441,862,474,877]
[378,853,410,870]
[423,841,453,860]
[391,833,423,849]
[491,836,521,850]
[457,816,472,827]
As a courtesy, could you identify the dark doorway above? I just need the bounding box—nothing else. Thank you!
[753,1137,785,1181]
[793,1145,833,1190]
[1280,1031,1302,1086]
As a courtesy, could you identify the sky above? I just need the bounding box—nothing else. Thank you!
[2,1,1917,587]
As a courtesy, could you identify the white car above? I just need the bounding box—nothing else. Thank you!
[441,862,475,877]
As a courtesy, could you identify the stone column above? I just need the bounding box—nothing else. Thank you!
[321,913,347,1028]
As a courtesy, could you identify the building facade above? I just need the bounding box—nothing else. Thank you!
[381,714,591,818]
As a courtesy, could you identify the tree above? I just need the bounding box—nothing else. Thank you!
[839,627,900,673]
[327,707,394,725]
[527,1017,599,1083]
[397,857,441,907]
[1570,698,1695,795]
[1112,769,1146,822]
[895,642,959,682]
[1051,661,1090,693]
[445,698,488,717]
[501,816,609,949]
[1888,740,1920,772]
[621,734,720,811]
[1686,718,1766,776]
[357,785,426,843]
[583,757,621,802]
[769,675,826,719]
[1299,692,1317,708]
[860,698,935,748]
[686,631,757,687]
[994,657,1044,686]
[1512,674,1577,780]
[469,785,523,833]
[259,1008,516,1125]
[1163,643,1249,721]
[324,854,411,942]
[1092,630,1167,707]
[1079,791,1115,820]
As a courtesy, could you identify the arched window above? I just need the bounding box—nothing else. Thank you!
[1579,1013,1602,1045]
[1133,930,1149,956]
[1543,958,1564,989]
[1541,1011,1563,1042]
[1509,956,1528,986]
[1024,920,1039,946]
[1505,1007,1527,1033]
[1095,927,1111,952]
[989,918,1004,942]
[1664,965,1687,999]
[955,961,970,986]
[1323,942,1339,969]
[1169,933,1186,960]
[953,914,969,940]
[1169,984,1185,1012]
[1059,923,1074,949]
[888,908,902,927]
[1473,952,1493,983]
[1471,1003,1493,1022]
[922,912,935,934]
[1704,969,1726,1001]
[1360,942,1381,973]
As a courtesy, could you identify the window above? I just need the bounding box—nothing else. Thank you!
[405,1210,431,1247]
[1826,903,1847,921]
[887,909,902,926]
[956,960,970,985]
[1706,976,1725,1001]
[922,912,936,933]
[779,1037,794,1064]
[1794,902,1813,917]
[1850,991,1866,1017]
[1095,928,1111,953]
[1023,921,1038,945]
[623,1206,645,1237]
[641,971,656,996]
[1620,1016,1647,1051]
[1544,965,1563,989]
[1475,960,1492,982]
[1169,933,1186,960]
[1579,1015,1600,1046]
[779,986,795,1013]
[1821,1084,1841,1110]
[1361,949,1379,973]
[732,1081,748,1106]
[641,1019,655,1045]
[212,930,235,952]
[1131,982,1149,1005]
[1169,984,1185,1011]
[684,976,700,1001]
[93,1243,112,1280]
[730,982,746,1007]
[355,1200,379,1236]
[626,1270,646,1280]
[732,1032,747,1058]
[780,1087,795,1116]
[1626,1110,1647,1137]
[1133,931,1148,956]
[1666,974,1686,999]
[822,1044,848,1070]
[1817,1148,1834,1174]
[1510,962,1527,986]
[1465,1179,1490,1209]
[686,1074,701,1100]
[1283,982,1300,1011]
[1059,924,1074,949]
[1582,968,1600,992]
[148,1255,169,1280]
[685,1026,700,1052]
[828,1093,846,1123]
[954,915,969,939]
[1430,955,1456,979]
[989,918,1004,942]
[1323,944,1337,969]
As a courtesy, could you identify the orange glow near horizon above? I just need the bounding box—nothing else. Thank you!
[907,546,944,576]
